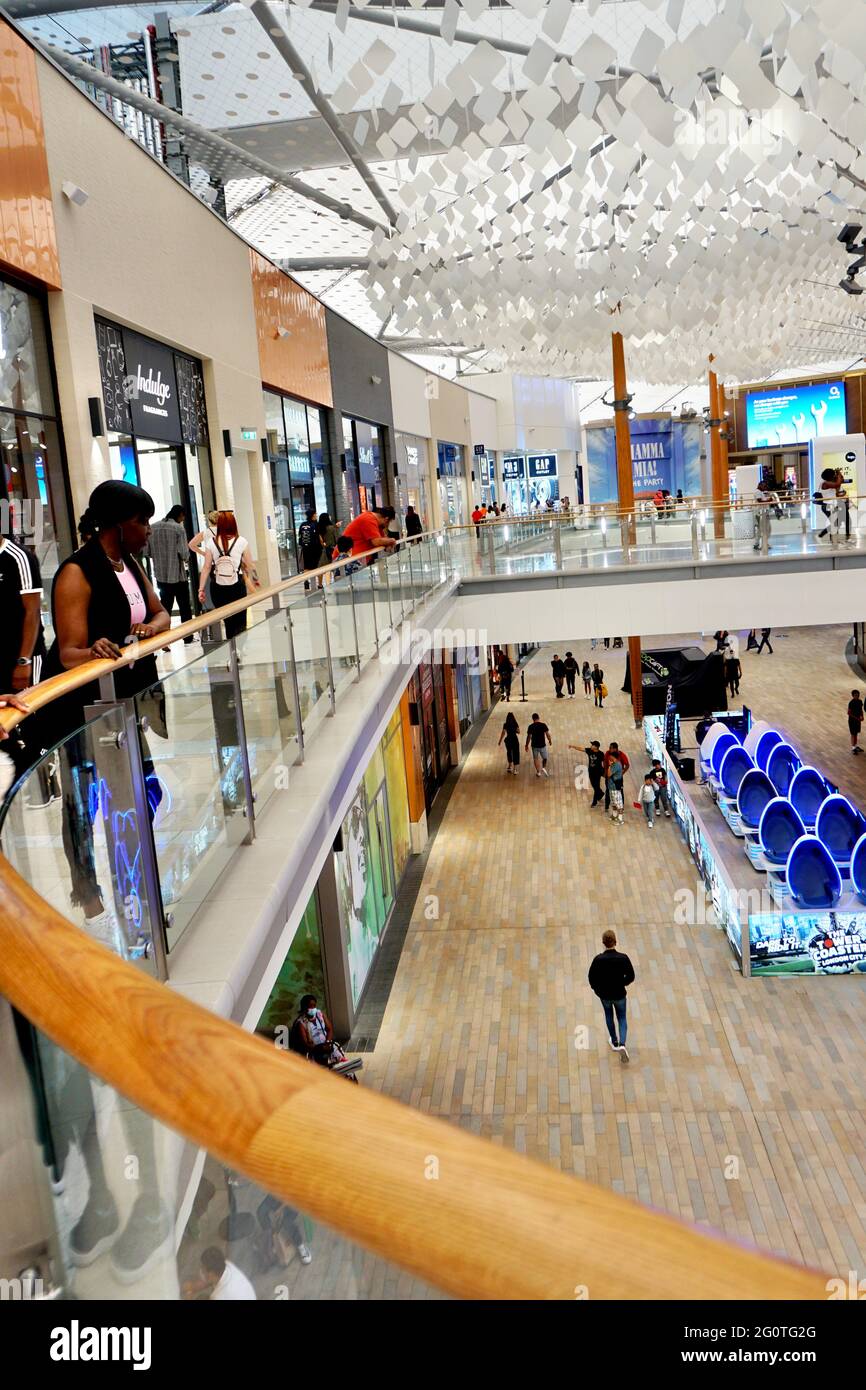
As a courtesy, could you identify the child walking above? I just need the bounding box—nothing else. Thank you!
[640,774,657,828]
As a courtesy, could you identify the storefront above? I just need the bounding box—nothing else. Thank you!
[95,316,215,538]
[333,709,411,1009]
[438,441,466,526]
[408,657,452,812]
[502,454,527,514]
[342,415,387,517]
[254,890,326,1040]
[0,274,72,593]
[393,431,431,530]
[454,645,484,735]
[264,389,334,577]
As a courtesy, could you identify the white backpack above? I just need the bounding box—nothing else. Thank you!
[214,538,239,586]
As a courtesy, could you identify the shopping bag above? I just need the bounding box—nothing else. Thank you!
[600,683,608,698]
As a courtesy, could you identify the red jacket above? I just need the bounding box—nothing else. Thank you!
[603,750,629,777]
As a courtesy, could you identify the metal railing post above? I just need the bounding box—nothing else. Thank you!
[320,589,337,715]
[761,506,770,555]
[554,520,562,569]
[690,511,700,559]
[406,543,416,610]
[348,574,361,681]
[368,566,380,656]
[486,524,496,574]
[121,699,170,980]
[620,514,630,562]
[285,606,305,765]
[382,553,394,629]
[228,640,256,841]
[650,508,656,545]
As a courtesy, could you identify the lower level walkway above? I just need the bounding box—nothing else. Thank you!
[365,624,866,1275]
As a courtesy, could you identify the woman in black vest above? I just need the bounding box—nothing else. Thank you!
[41,480,169,948]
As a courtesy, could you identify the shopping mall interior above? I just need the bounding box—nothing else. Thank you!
[4,0,866,1329]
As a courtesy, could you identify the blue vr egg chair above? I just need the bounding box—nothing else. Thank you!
[758,797,806,867]
[754,729,783,772]
[742,720,771,762]
[815,795,865,871]
[766,741,801,797]
[850,833,866,906]
[788,766,829,831]
[709,730,739,781]
[786,835,843,910]
[718,743,754,801]
[737,768,777,831]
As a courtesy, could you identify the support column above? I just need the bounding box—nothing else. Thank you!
[611,331,642,725]
[400,687,428,853]
[708,355,726,540]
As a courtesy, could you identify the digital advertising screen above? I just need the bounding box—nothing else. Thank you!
[750,912,866,975]
[745,380,847,449]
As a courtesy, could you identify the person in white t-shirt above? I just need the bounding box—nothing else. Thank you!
[197,510,259,639]
[192,1247,257,1300]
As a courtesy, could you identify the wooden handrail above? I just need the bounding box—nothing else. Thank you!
[449,491,821,529]
[0,854,829,1299]
[0,528,447,737]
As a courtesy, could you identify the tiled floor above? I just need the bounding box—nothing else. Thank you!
[364,624,866,1276]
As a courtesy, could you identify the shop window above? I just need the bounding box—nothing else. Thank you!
[0,410,70,597]
[0,280,56,417]
[255,893,325,1041]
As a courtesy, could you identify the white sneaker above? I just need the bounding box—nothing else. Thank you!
[542,768,550,777]
[619,1044,630,1063]
[536,771,541,778]
[83,907,124,954]
[617,816,624,824]
[647,821,654,828]
[297,1243,312,1265]
[607,1037,619,1051]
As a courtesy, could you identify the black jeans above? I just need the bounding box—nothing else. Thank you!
[158,579,193,638]
[566,673,576,695]
[590,772,603,806]
[209,577,248,641]
[756,634,773,654]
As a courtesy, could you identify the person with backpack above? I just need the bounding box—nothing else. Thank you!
[603,742,629,819]
[297,509,325,588]
[198,510,258,639]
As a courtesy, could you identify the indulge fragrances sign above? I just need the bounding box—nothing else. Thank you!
[122,329,182,442]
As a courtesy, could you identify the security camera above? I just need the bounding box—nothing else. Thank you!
[840,276,865,295]
[61,181,88,206]
[838,224,863,247]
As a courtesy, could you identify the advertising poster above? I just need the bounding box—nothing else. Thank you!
[502,455,527,513]
[746,381,846,449]
[586,420,703,502]
[526,453,559,508]
[335,785,382,1006]
[750,912,866,975]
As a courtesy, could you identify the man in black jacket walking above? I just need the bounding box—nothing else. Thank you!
[588,929,635,1062]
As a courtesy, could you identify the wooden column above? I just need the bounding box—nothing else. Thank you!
[611,330,643,724]
[708,355,727,539]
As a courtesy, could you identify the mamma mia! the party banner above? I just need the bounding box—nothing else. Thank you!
[585,418,703,503]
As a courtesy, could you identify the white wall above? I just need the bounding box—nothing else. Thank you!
[451,566,866,644]
[387,351,432,438]
[37,60,280,581]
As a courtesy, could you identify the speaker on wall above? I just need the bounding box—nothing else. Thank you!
[222,428,232,459]
[261,438,269,464]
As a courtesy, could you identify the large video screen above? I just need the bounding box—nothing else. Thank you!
[746,380,846,448]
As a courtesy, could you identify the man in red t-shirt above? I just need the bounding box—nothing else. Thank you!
[341,506,396,560]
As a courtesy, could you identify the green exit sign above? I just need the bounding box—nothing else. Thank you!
[241,428,257,442]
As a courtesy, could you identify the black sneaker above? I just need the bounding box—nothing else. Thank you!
[109,1196,173,1285]
[69,1193,120,1266]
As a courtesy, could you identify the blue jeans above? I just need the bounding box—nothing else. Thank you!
[601,997,627,1047]
[643,801,654,825]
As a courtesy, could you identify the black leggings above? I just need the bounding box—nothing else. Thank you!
[209,577,248,641]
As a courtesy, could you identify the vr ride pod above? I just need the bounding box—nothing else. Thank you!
[742,720,771,762]
[849,833,866,905]
[788,766,830,831]
[736,768,777,836]
[785,836,843,910]
[754,729,783,772]
[815,795,866,873]
[765,742,801,797]
[708,730,740,786]
[756,797,806,868]
[717,744,754,801]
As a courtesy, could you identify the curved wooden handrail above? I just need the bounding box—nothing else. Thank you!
[0,528,448,737]
[0,854,828,1300]
[450,490,822,530]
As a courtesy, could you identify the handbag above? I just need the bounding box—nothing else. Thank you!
[601,682,608,698]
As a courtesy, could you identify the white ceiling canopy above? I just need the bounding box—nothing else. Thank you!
[19,0,866,385]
